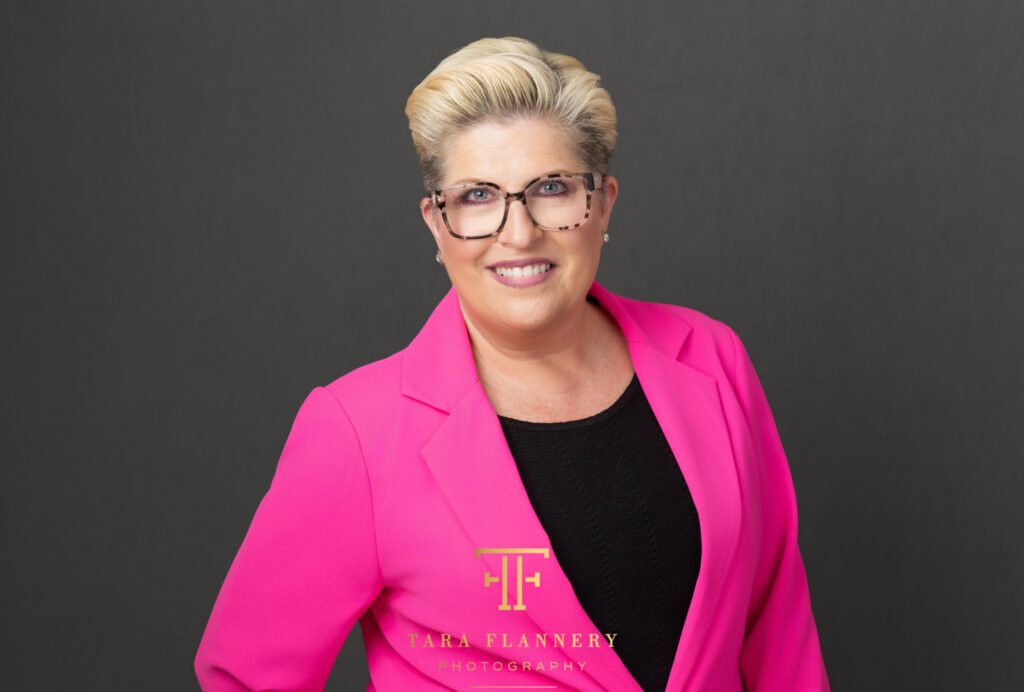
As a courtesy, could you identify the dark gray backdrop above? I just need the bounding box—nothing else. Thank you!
[3,1,1022,690]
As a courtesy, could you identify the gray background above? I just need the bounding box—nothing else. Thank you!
[3,1,1022,690]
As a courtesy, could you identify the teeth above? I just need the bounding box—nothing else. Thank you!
[494,263,552,277]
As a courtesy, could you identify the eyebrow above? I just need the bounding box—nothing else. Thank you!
[444,170,574,188]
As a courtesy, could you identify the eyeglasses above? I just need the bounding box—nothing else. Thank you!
[430,171,604,239]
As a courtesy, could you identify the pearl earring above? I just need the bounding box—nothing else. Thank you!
[602,230,610,244]
[435,250,442,264]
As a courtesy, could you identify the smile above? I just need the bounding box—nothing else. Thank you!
[488,263,557,288]
[492,263,552,277]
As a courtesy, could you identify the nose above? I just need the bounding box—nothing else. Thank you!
[499,197,543,248]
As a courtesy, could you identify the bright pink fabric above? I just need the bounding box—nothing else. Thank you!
[195,279,830,691]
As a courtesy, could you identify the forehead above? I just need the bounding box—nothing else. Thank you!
[441,117,584,187]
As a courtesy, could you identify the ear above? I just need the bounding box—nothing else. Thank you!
[419,194,443,246]
[597,174,619,223]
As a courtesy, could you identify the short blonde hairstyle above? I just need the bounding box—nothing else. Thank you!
[405,36,617,193]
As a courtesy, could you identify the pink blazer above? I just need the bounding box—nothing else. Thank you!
[194,279,830,691]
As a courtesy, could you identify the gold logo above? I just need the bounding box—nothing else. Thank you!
[476,548,550,611]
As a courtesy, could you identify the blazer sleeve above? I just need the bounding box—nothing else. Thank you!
[194,386,384,691]
[719,323,831,692]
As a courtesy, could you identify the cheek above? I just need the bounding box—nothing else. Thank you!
[445,241,489,269]
[565,230,603,259]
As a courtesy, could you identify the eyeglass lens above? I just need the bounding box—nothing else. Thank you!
[440,176,589,238]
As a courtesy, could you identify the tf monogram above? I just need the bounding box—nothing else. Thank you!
[476,548,550,611]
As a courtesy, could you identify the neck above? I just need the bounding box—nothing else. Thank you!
[458,293,616,392]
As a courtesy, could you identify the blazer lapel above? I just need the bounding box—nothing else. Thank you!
[403,280,743,691]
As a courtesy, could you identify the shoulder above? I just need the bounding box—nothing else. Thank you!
[673,302,742,363]
[618,293,741,372]
[318,349,406,416]
[277,349,412,463]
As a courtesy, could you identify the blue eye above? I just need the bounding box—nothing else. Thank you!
[457,187,494,205]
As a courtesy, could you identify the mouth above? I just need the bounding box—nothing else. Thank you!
[488,262,556,278]
[486,260,559,288]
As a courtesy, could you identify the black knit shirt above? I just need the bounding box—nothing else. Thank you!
[496,370,702,692]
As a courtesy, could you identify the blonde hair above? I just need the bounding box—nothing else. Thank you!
[405,36,617,193]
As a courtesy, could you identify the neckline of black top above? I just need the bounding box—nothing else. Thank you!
[496,372,640,431]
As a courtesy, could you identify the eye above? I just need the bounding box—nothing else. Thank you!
[452,186,495,207]
[537,179,568,195]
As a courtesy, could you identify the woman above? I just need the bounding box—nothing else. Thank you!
[195,37,830,691]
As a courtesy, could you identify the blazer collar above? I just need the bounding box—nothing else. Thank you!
[402,279,740,691]
[401,278,693,412]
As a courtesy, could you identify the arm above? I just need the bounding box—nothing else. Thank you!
[194,386,384,691]
[719,322,830,692]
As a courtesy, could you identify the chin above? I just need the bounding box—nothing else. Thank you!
[501,299,565,326]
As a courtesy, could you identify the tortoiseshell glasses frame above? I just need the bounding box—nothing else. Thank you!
[428,171,604,240]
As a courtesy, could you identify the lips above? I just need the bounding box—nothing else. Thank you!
[486,259,558,288]
[486,256,557,269]
[491,262,553,278]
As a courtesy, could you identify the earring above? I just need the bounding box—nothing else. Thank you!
[435,250,443,264]
[602,230,610,244]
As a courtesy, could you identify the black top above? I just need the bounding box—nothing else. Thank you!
[497,369,702,692]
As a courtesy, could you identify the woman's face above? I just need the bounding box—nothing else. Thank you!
[420,117,619,339]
